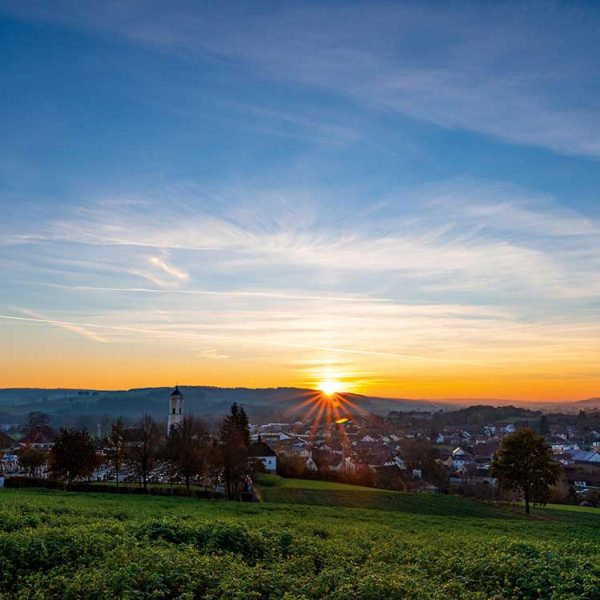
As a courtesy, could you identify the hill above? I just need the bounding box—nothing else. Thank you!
[0,487,597,598]
[0,386,450,423]
[0,387,596,424]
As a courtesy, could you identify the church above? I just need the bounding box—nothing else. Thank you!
[167,385,184,433]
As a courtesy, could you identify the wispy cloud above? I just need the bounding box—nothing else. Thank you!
[22,282,391,304]
[4,1,600,157]
[2,179,599,304]
[149,256,189,281]
[15,308,110,343]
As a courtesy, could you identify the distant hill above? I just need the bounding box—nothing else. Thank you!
[430,397,600,413]
[0,387,595,424]
[0,386,450,424]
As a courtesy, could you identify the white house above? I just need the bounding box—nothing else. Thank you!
[249,436,278,473]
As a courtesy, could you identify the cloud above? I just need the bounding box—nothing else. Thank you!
[149,256,189,281]
[3,179,599,303]
[194,347,229,360]
[25,282,391,304]
[3,1,600,157]
[14,308,110,343]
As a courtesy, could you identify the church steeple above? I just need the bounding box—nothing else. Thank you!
[167,385,184,433]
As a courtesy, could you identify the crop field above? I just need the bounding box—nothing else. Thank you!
[0,485,598,599]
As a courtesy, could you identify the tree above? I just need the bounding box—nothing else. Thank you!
[577,410,589,435]
[18,447,47,476]
[49,428,99,486]
[25,411,50,434]
[127,415,162,490]
[238,405,250,447]
[399,437,448,490]
[490,428,561,514]
[108,418,127,488]
[539,415,550,436]
[165,415,210,491]
[219,404,250,499]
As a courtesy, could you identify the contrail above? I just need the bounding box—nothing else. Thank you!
[0,313,490,365]
[23,282,391,303]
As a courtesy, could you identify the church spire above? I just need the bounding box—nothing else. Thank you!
[167,385,184,433]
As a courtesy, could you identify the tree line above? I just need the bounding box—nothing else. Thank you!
[19,404,254,499]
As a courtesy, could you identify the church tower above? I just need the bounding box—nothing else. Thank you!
[167,385,184,433]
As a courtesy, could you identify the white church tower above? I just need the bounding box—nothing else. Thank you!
[167,385,184,433]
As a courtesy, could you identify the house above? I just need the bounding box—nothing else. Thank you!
[392,455,406,470]
[249,436,278,473]
[472,441,499,460]
[330,455,357,475]
[551,441,580,452]
[19,426,58,450]
[373,463,406,490]
[451,447,469,468]
[564,465,600,491]
[570,450,600,465]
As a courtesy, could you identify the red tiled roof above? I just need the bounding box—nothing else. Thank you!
[21,425,58,445]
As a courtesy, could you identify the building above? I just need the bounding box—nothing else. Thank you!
[167,386,184,433]
[249,436,278,473]
[19,426,58,450]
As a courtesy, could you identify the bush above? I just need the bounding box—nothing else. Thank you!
[0,488,597,599]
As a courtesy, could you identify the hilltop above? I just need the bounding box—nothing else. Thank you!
[0,386,597,425]
[0,386,450,423]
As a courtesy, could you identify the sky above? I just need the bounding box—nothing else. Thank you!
[0,1,599,400]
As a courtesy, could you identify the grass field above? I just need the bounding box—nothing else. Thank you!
[257,474,380,492]
[0,483,598,598]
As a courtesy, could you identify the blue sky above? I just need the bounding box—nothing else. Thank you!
[0,1,598,399]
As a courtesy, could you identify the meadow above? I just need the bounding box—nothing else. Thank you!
[0,480,598,599]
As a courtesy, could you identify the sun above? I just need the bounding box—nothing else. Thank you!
[318,380,341,396]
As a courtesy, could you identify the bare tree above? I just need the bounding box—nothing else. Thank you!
[127,415,162,490]
[18,447,47,476]
[108,417,127,488]
[165,415,210,491]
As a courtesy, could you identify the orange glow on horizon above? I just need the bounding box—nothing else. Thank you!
[1,327,597,402]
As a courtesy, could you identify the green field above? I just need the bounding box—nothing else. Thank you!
[0,482,598,598]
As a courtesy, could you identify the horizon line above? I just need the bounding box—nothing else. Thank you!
[0,385,595,405]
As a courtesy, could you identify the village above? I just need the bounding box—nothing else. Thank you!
[1,388,599,506]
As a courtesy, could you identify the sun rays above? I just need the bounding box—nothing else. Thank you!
[282,383,373,444]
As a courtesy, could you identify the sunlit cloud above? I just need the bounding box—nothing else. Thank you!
[148,255,189,281]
